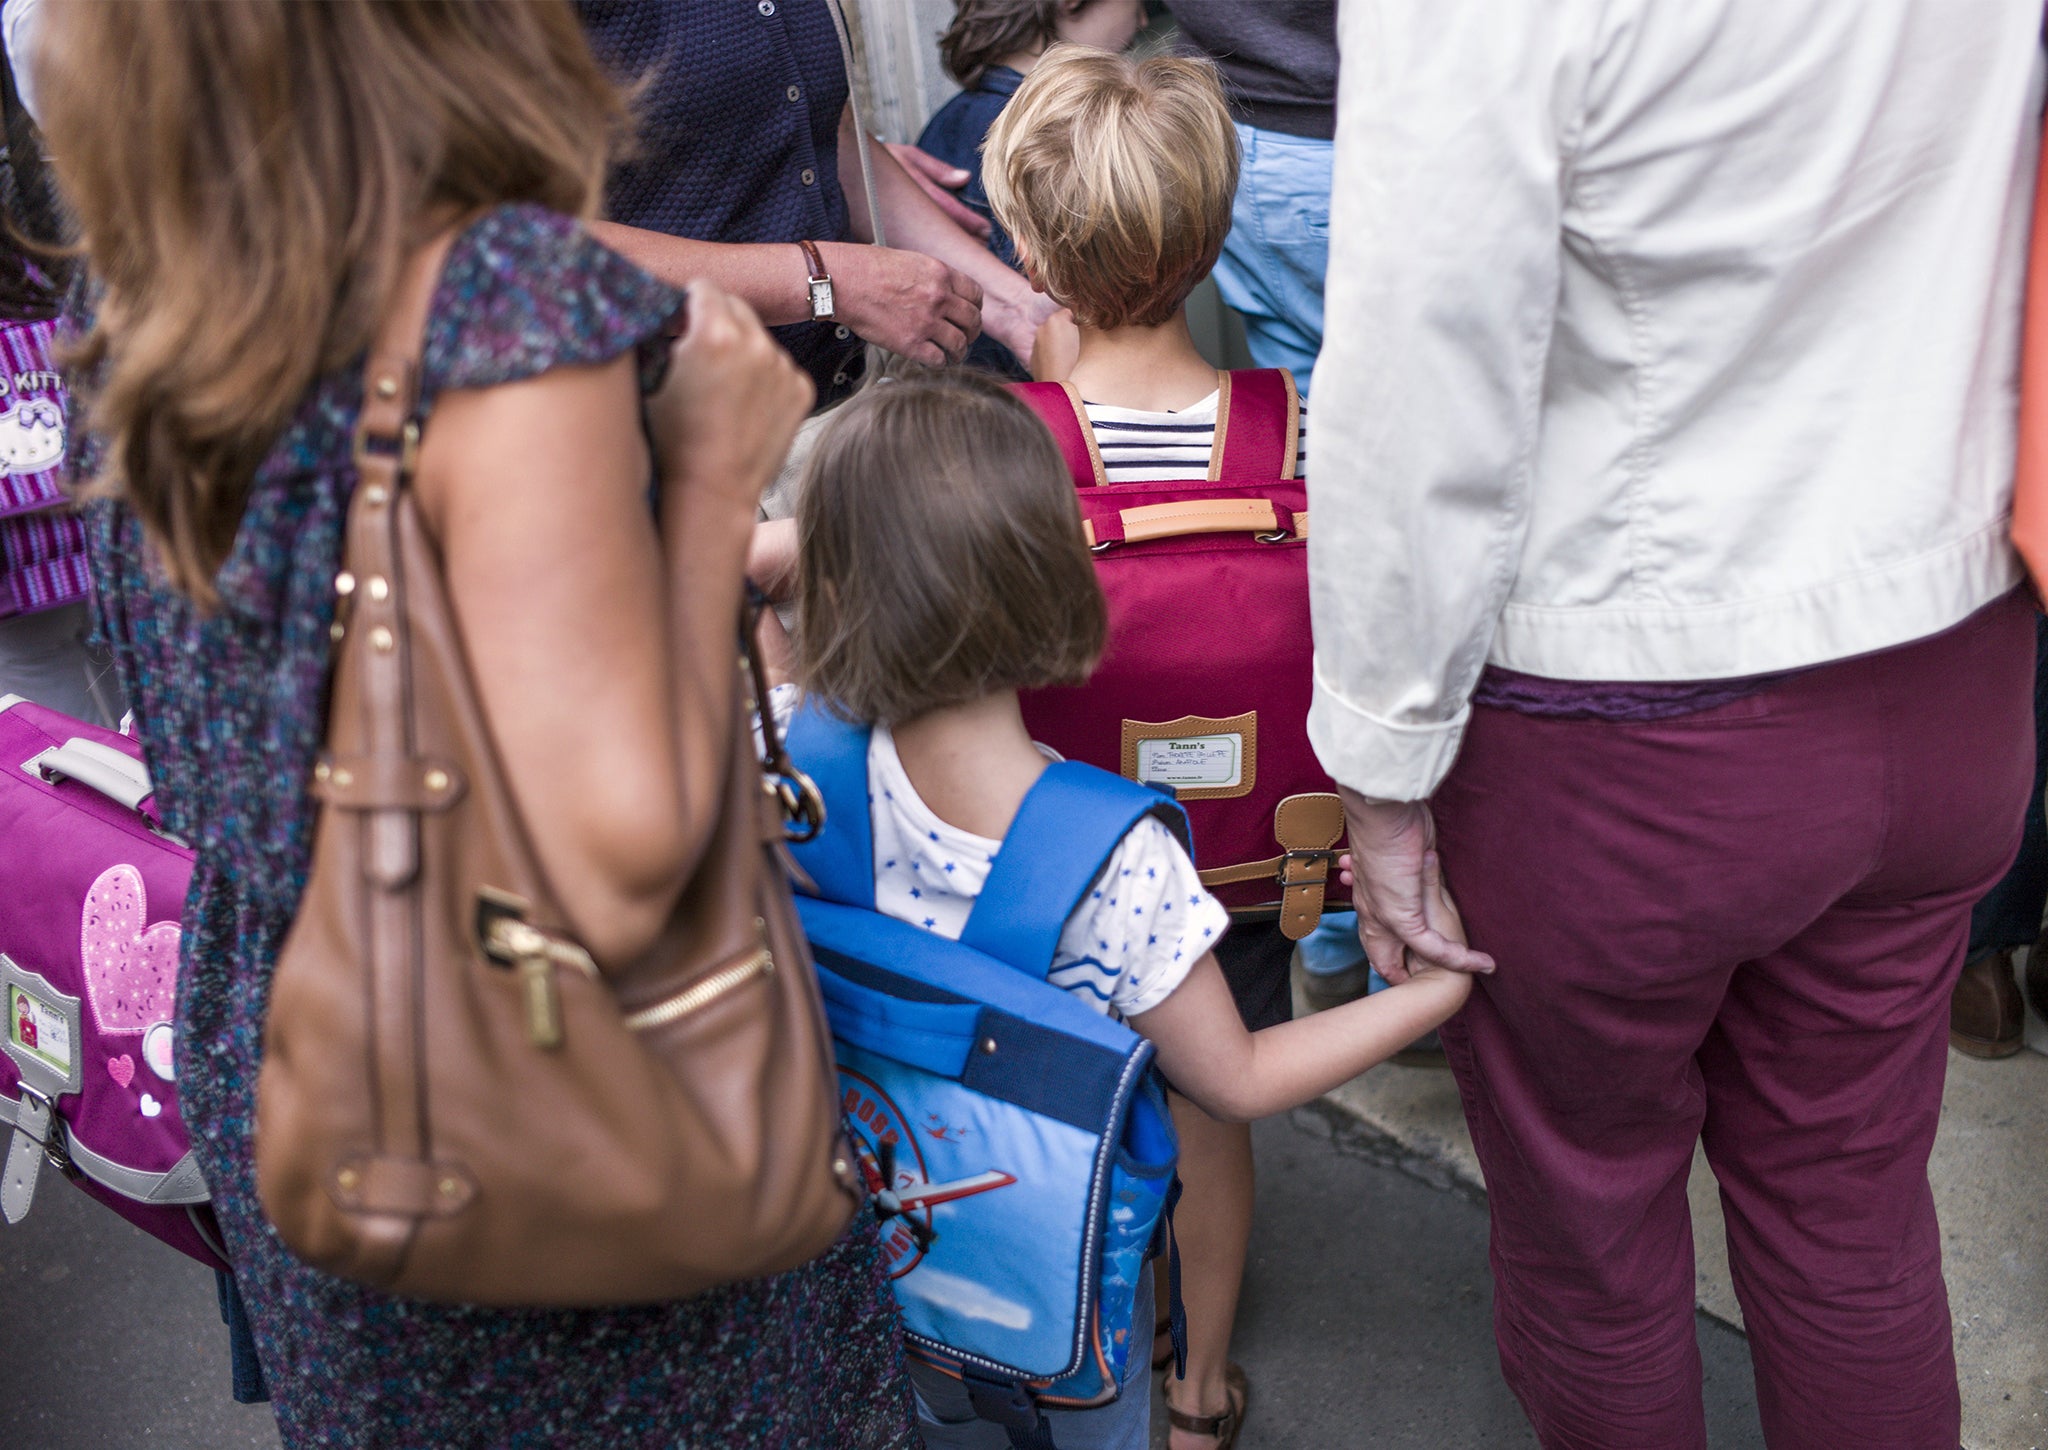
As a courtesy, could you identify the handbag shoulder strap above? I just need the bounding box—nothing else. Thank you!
[784,700,878,909]
[958,762,1189,978]
[1209,368,1300,482]
[1010,380,1108,488]
[354,230,459,465]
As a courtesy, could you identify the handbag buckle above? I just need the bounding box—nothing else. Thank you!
[350,417,421,478]
[771,766,827,845]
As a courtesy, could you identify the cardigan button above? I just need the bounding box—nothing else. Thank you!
[800,167,816,187]
[757,0,774,14]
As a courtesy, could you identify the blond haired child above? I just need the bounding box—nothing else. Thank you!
[981,49,1310,1448]
[786,370,1466,1450]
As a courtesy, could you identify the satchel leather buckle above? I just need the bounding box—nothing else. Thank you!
[1275,847,1339,883]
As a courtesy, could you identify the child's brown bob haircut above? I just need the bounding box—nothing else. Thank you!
[939,1,1063,90]
[981,45,1238,331]
[795,370,1106,725]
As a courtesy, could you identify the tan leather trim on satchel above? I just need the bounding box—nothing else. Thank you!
[253,228,858,1307]
[1207,371,1232,482]
[1054,381,1109,487]
[1279,369,1301,481]
[1195,792,1346,940]
[1081,503,1308,549]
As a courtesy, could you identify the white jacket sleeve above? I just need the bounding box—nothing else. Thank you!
[1305,0,1585,801]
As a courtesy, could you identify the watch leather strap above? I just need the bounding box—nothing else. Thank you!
[798,238,829,283]
[797,239,836,322]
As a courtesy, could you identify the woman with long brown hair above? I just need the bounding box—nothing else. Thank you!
[33,1,914,1442]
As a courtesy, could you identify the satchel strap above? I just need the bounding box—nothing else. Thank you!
[784,702,879,909]
[1011,380,1108,488]
[958,764,1190,979]
[1211,368,1299,481]
[1011,369,1300,489]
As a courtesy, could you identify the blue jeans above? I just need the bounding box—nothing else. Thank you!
[1968,613,2048,955]
[1209,123,1331,393]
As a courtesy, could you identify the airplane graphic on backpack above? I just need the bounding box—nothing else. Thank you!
[785,702,1183,1444]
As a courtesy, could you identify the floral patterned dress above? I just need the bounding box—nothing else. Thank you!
[84,204,914,1450]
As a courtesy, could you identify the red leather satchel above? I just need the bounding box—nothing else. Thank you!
[1011,369,1347,939]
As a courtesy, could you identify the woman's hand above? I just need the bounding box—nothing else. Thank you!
[647,282,815,505]
[821,241,984,365]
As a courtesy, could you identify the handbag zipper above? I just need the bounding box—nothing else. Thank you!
[482,915,598,1050]
[622,947,776,1034]
[482,908,774,1044]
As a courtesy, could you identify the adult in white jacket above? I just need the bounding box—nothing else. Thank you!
[1308,3,2042,1446]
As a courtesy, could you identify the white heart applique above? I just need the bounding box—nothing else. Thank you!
[138,1094,162,1119]
[142,1022,175,1081]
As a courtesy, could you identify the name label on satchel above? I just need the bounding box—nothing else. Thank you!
[2,953,83,1097]
[1121,712,1257,801]
[1135,735,1241,790]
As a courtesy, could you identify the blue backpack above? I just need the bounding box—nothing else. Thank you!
[785,704,1184,1442]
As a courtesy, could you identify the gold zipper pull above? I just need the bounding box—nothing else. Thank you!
[517,952,564,1050]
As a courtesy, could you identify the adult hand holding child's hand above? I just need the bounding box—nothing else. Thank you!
[1338,789,1496,985]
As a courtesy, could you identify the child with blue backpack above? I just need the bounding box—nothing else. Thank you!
[776,369,1471,1450]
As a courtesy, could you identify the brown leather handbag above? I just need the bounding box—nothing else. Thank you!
[253,239,859,1306]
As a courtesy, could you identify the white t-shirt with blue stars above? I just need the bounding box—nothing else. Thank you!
[866,722,1230,1020]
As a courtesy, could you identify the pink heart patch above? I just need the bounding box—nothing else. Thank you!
[106,1054,134,1089]
[80,864,179,1037]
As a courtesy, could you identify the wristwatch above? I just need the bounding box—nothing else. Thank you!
[798,239,836,322]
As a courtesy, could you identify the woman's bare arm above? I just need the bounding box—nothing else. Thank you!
[413,283,811,964]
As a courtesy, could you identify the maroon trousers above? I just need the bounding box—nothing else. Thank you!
[1432,592,2035,1450]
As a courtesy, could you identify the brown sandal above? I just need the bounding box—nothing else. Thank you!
[1165,1363,1249,1448]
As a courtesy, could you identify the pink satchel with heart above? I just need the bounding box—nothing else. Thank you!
[0,693,225,1268]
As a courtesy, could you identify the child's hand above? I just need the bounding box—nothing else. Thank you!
[1403,958,1476,1017]
[748,518,799,603]
[1029,308,1080,382]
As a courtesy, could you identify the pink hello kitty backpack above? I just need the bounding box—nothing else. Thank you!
[0,693,225,1268]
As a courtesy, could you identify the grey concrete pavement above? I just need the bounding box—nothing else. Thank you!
[0,1171,280,1449]
[0,1104,1763,1449]
[1144,1107,1764,1450]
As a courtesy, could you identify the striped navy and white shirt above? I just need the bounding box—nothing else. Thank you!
[1081,391,1309,483]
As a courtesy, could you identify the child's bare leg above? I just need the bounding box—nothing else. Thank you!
[1159,1093,1254,1446]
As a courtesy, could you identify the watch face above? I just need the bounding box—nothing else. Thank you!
[809,277,835,320]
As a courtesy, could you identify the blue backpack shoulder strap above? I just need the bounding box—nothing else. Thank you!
[784,701,877,909]
[958,761,1190,976]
